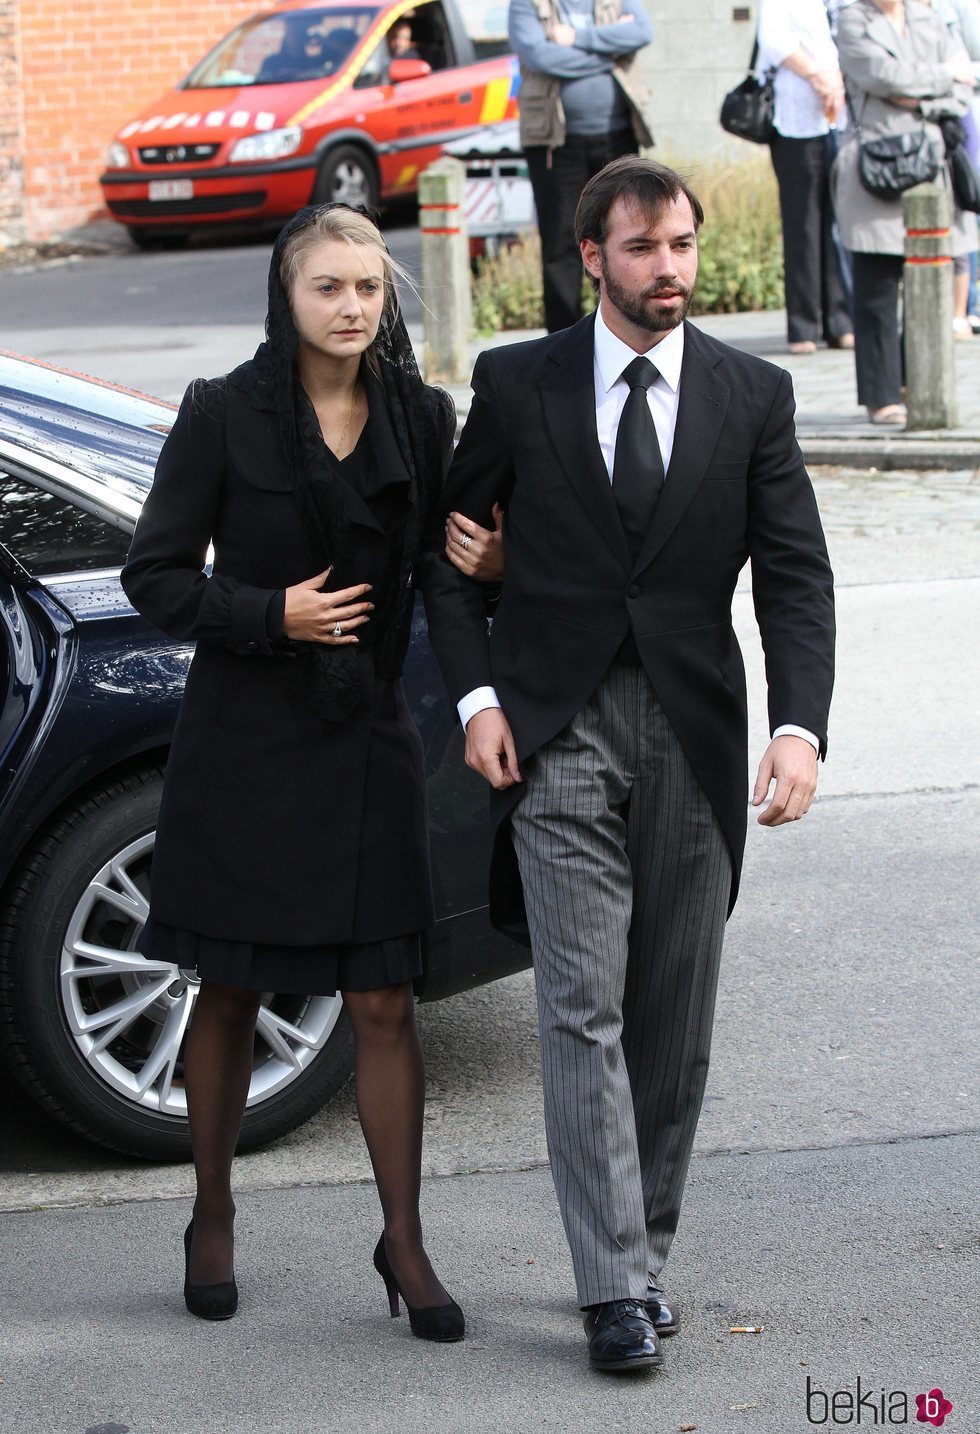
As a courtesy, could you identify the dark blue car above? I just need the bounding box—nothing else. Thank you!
[0,351,525,1159]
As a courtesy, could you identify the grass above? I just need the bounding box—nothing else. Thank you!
[470,152,785,334]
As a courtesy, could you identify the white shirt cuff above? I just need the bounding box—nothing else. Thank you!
[772,724,820,754]
[457,686,501,729]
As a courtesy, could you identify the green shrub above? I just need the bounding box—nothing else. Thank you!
[681,153,785,316]
[470,153,784,333]
[470,234,549,333]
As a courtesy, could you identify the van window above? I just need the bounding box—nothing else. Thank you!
[183,8,380,88]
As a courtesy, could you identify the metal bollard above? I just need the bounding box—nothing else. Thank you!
[903,183,958,430]
[418,157,472,384]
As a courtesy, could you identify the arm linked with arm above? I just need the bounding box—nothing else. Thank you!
[121,380,282,656]
[416,353,515,707]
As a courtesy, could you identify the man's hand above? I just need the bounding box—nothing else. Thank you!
[548,20,576,45]
[752,735,818,826]
[445,505,504,581]
[465,708,523,790]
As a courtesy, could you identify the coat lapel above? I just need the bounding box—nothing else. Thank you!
[540,315,633,572]
[630,321,731,577]
[865,8,903,62]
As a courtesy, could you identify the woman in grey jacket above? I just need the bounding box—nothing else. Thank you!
[834,0,975,422]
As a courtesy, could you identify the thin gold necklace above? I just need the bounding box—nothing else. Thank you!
[334,381,360,459]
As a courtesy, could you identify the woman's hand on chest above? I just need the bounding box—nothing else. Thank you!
[282,567,375,644]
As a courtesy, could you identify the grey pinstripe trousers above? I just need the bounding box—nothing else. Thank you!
[510,658,732,1306]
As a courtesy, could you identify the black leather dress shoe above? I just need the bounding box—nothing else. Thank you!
[584,1299,664,1372]
[645,1282,680,1336]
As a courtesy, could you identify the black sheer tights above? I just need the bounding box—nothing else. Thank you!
[183,978,447,1307]
[343,982,450,1311]
[184,980,262,1286]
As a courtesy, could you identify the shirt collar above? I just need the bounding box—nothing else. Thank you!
[593,303,685,394]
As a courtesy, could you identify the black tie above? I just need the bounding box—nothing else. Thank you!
[612,356,665,558]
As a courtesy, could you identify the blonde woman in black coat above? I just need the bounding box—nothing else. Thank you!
[121,204,462,1340]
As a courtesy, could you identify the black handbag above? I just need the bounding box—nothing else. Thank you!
[857,130,940,199]
[720,40,775,146]
[941,117,980,213]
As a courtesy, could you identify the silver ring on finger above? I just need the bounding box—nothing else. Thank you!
[333,621,343,637]
[460,533,471,550]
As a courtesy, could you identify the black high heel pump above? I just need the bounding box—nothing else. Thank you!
[183,1219,239,1321]
[372,1233,464,1342]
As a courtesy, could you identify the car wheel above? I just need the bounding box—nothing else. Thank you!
[127,226,190,251]
[0,768,354,1160]
[312,145,379,209]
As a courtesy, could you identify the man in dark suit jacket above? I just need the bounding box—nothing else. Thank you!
[420,156,835,1373]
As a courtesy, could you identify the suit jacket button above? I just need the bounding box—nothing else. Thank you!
[627,584,641,599]
[247,640,258,650]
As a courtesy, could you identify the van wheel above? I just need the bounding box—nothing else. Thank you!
[313,146,379,209]
[0,768,353,1160]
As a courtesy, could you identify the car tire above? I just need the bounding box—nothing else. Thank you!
[127,227,190,252]
[312,145,379,209]
[0,767,354,1160]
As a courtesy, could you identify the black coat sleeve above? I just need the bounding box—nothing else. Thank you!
[417,352,516,706]
[747,369,836,754]
[121,379,282,656]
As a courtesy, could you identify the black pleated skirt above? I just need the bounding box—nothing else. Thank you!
[139,919,423,997]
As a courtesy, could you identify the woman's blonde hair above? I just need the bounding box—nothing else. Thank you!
[278,204,414,368]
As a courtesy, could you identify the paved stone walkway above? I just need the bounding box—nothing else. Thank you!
[446,309,980,469]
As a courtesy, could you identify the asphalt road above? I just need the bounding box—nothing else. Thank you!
[0,280,978,1431]
[0,214,424,333]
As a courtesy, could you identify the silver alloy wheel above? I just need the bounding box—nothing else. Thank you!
[329,157,372,207]
[59,832,343,1117]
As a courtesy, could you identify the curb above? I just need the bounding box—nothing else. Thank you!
[447,391,980,472]
[798,437,980,471]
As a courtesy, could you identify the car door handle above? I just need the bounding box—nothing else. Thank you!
[458,91,472,103]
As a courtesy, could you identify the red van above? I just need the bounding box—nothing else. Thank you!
[100,0,518,247]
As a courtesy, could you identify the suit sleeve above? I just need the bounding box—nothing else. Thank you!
[417,352,516,705]
[747,369,836,756]
[121,379,281,655]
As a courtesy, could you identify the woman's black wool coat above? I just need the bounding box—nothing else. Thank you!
[121,365,453,947]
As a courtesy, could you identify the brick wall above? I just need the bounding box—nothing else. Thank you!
[4,0,761,243]
[0,0,25,245]
[16,0,260,239]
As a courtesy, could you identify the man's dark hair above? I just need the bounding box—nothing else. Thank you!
[574,156,704,246]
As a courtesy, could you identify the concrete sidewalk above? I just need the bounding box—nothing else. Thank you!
[2,1137,976,1434]
[443,309,980,471]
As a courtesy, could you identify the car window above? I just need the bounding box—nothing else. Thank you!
[0,470,131,576]
[353,36,390,88]
[183,7,380,88]
[353,3,457,83]
[401,3,456,70]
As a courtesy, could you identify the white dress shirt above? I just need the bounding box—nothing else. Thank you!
[456,309,819,754]
[593,303,684,475]
[757,0,840,139]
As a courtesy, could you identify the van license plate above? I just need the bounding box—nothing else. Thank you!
[148,179,194,201]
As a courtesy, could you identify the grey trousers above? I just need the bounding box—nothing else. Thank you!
[510,659,732,1306]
